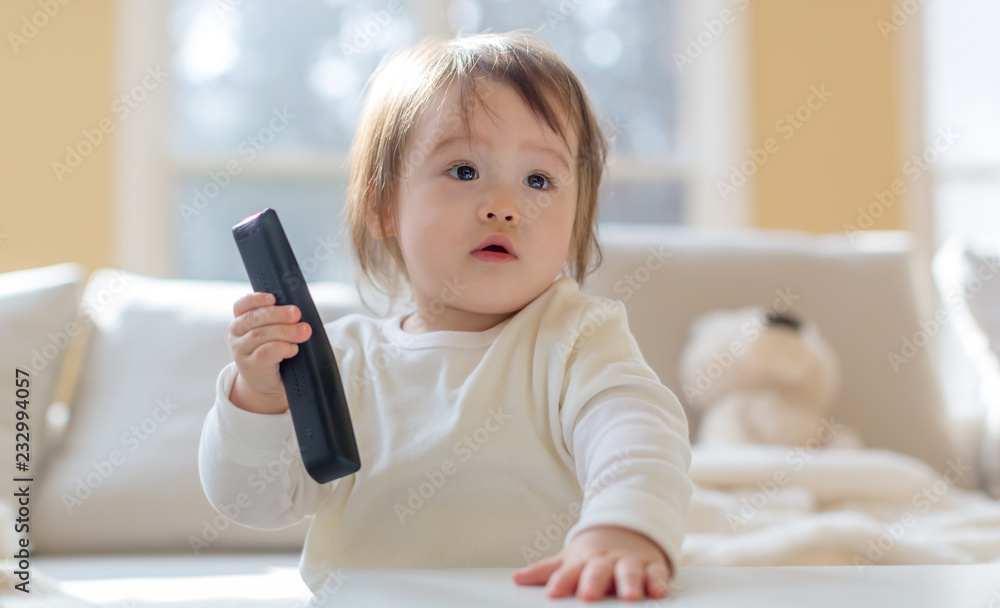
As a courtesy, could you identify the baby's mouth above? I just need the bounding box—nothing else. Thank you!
[471,245,517,263]
[471,234,518,262]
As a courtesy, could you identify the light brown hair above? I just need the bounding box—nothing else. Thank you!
[341,29,611,311]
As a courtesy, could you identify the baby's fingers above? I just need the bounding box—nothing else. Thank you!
[543,559,587,599]
[612,556,645,601]
[511,556,562,586]
[576,557,615,601]
[230,322,311,358]
[233,291,275,318]
[230,300,303,340]
[644,562,671,599]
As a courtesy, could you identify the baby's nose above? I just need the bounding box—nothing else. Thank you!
[479,188,521,224]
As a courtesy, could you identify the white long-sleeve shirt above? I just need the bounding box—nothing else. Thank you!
[199,276,693,592]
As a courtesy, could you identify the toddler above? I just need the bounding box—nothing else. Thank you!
[199,30,693,602]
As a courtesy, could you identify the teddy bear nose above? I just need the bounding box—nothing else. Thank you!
[764,311,802,332]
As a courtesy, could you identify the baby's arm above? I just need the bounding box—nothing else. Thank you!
[514,387,692,600]
[513,301,693,601]
[199,361,330,530]
[199,291,331,529]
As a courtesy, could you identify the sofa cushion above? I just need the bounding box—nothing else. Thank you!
[32,269,375,555]
[581,225,959,475]
[0,263,86,536]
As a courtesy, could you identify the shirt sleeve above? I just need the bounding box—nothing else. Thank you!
[198,361,332,530]
[558,299,693,575]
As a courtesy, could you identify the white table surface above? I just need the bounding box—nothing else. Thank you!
[33,555,1000,607]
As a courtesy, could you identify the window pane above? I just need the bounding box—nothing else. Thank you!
[175,176,351,283]
[600,181,685,224]
[452,0,680,161]
[168,0,686,281]
[169,0,418,155]
[925,0,1000,167]
[924,1,1000,416]
[925,0,1000,247]
[170,0,680,161]
[933,181,1000,246]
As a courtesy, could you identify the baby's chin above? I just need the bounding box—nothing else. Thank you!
[458,303,528,319]
[463,288,544,315]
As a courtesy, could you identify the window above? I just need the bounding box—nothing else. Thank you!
[923,0,1000,415]
[116,0,749,281]
[925,0,1000,249]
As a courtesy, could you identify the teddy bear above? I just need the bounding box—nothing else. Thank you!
[677,306,863,449]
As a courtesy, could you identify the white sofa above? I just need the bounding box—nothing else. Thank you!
[2,225,997,605]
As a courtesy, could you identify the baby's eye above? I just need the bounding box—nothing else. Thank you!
[524,173,552,190]
[447,164,478,181]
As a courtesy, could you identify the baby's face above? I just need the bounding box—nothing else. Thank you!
[384,81,579,332]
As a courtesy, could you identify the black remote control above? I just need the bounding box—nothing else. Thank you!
[232,208,360,484]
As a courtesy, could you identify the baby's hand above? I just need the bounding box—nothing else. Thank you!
[511,525,672,602]
[227,291,312,415]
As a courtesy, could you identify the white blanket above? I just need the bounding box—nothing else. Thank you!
[681,444,1000,569]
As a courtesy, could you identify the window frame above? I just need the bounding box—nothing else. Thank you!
[113,0,751,278]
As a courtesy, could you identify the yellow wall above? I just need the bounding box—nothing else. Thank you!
[750,0,905,232]
[3,2,115,408]
[1,1,114,275]
[1,1,907,278]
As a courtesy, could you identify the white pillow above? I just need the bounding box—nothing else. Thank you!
[585,226,958,474]
[0,263,85,539]
[933,238,1000,496]
[32,269,375,555]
